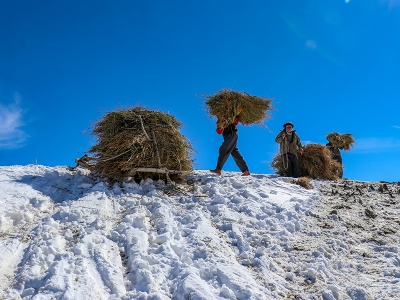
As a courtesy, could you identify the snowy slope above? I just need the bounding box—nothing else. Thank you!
[0,165,399,300]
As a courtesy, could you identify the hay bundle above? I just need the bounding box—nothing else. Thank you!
[270,155,286,176]
[270,144,341,180]
[326,132,355,150]
[299,144,339,180]
[88,107,193,181]
[292,177,313,190]
[204,89,273,130]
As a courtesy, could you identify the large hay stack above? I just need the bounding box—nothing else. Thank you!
[271,144,342,180]
[204,89,273,130]
[87,107,193,181]
[299,144,341,180]
[326,132,355,150]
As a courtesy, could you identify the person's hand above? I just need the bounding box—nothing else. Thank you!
[299,148,303,155]
[282,133,286,139]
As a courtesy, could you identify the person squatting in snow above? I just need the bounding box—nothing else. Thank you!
[275,122,303,178]
[210,106,250,176]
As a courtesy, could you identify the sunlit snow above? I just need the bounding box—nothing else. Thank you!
[0,165,399,299]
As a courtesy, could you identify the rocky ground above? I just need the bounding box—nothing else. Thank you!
[285,179,400,299]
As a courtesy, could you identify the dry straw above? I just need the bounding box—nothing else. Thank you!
[326,132,355,150]
[270,155,286,176]
[88,107,193,181]
[204,89,273,130]
[292,177,314,189]
[271,144,342,180]
[299,144,336,180]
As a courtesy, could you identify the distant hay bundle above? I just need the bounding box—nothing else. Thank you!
[299,144,338,180]
[204,89,273,130]
[326,132,355,150]
[271,144,341,180]
[88,107,193,181]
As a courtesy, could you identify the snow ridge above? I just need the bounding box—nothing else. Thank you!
[0,165,399,299]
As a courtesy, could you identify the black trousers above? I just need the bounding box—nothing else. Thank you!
[282,153,300,178]
[216,130,249,172]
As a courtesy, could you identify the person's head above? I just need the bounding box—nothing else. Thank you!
[283,122,294,132]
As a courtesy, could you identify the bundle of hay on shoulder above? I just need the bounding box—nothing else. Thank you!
[270,144,341,180]
[86,107,193,182]
[204,89,273,130]
[326,132,355,150]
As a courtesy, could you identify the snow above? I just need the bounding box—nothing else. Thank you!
[0,165,399,299]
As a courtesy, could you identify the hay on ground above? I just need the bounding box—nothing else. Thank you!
[87,107,193,182]
[204,89,273,130]
[326,132,355,150]
[271,144,341,180]
[292,177,314,189]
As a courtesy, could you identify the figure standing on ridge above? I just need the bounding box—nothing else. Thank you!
[210,106,250,176]
[326,141,343,178]
[275,122,303,178]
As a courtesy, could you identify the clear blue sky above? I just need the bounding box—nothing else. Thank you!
[1,0,399,182]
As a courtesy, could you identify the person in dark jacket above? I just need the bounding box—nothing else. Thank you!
[210,112,250,176]
[275,122,303,178]
[326,142,343,178]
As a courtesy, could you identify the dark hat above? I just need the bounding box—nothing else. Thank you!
[283,122,294,128]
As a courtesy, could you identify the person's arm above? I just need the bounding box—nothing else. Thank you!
[233,115,240,126]
[216,120,223,134]
[296,134,303,153]
[275,130,285,143]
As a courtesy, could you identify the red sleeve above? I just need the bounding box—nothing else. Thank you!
[216,127,223,134]
[233,117,240,126]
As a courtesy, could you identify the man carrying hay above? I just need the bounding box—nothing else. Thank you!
[205,88,272,176]
[275,122,303,178]
[326,142,343,178]
[325,132,354,179]
[210,110,250,176]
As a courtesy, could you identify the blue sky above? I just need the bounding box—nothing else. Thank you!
[1,0,399,182]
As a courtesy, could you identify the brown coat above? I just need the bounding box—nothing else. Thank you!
[275,130,303,156]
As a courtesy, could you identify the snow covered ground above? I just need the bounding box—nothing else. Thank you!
[0,165,399,300]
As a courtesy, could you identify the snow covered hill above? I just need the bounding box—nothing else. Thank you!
[0,165,399,300]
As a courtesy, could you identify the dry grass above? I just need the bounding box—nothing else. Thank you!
[204,89,273,130]
[326,132,355,150]
[271,144,341,180]
[292,177,314,189]
[270,155,285,176]
[88,107,193,181]
[299,144,336,180]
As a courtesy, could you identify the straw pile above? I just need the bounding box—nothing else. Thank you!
[299,144,340,180]
[204,89,273,130]
[326,132,355,150]
[271,144,342,180]
[292,177,314,190]
[270,155,285,176]
[88,107,193,181]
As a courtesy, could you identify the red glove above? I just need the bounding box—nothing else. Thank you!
[233,116,240,126]
[216,127,223,134]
